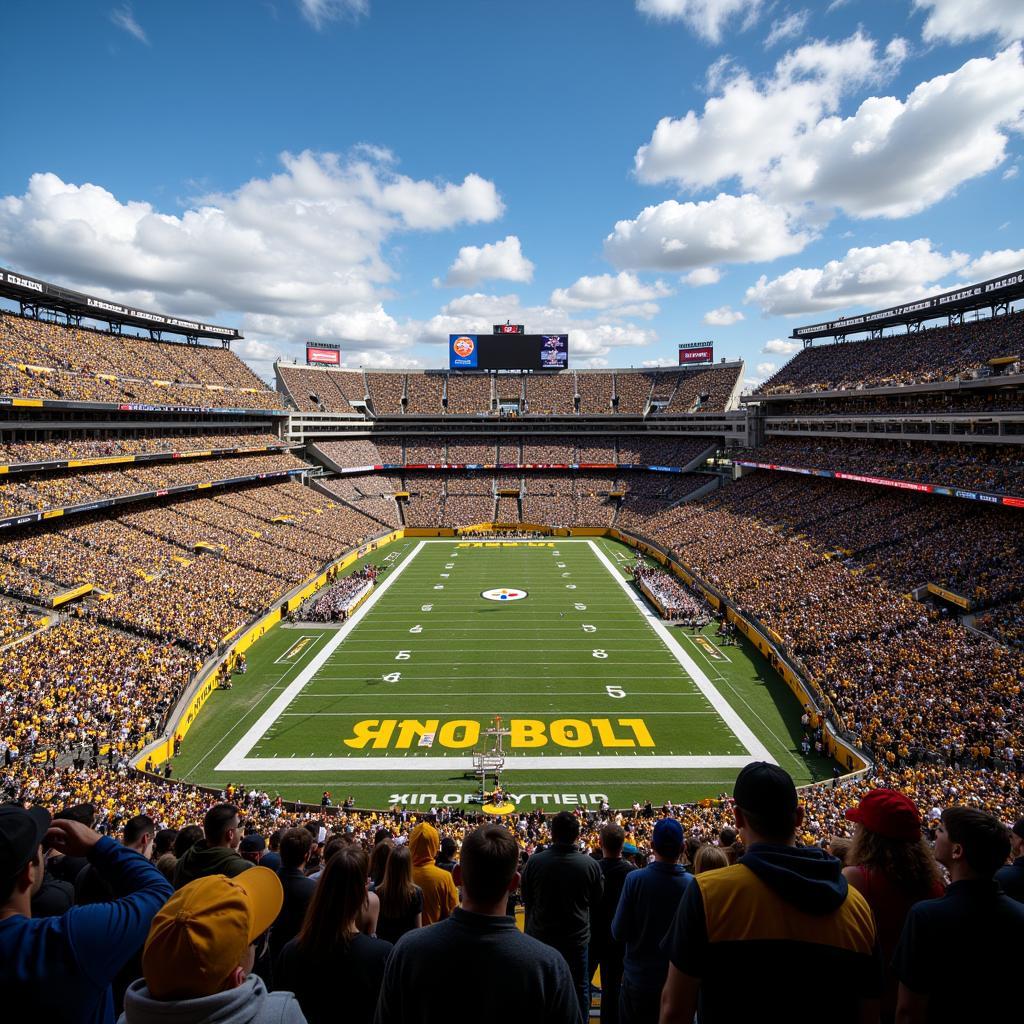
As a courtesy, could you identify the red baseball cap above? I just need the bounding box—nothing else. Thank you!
[845,788,921,841]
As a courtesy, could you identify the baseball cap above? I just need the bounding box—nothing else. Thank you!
[845,788,922,842]
[239,833,266,853]
[652,818,684,856]
[733,762,798,818]
[0,804,51,880]
[142,867,283,999]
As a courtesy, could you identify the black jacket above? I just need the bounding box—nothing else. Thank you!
[521,842,604,947]
[270,867,317,960]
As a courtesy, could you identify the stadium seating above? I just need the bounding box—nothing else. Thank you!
[0,312,285,411]
[756,314,1024,395]
[280,363,742,416]
[734,437,1024,497]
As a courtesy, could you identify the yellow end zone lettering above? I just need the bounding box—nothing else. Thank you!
[342,718,654,750]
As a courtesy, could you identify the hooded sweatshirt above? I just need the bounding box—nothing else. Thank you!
[408,823,458,925]
[119,975,305,1024]
[172,842,252,890]
[662,843,880,1024]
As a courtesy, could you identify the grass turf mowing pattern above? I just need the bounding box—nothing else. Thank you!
[171,537,837,807]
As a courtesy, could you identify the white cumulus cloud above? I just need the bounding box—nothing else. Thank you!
[756,361,778,374]
[440,235,534,288]
[703,305,745,325]
[0,150,506,366]
[762,44,1024,218]
[604,193,813,271]
[682,267,721,286]
[634,32,906,191]
[913,0,1024,45]
[744,238,970,316]
[762,338,802,354]
[959,249,1024,281]
[634,0,761,44]
[550,272,672,311]
[765,10,810,48]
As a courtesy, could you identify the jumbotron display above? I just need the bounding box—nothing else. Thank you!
[449,333,569,370]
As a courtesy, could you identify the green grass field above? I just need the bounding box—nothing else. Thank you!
[172,537,835,809]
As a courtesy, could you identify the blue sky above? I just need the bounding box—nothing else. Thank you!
[1,0,1021,383]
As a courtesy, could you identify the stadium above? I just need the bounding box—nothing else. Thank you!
[2,5,1023,1023]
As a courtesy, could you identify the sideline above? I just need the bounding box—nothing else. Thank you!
[215,541,426,771]
[586,539,775,766]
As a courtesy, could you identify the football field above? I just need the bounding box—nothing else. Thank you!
[173,538,834,808]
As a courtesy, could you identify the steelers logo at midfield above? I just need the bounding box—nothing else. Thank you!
[481,588,528,602]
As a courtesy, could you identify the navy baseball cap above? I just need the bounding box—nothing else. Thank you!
[0,804,51,879]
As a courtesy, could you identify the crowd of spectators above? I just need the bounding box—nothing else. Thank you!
[524,372,575,415]
[1,312,284,411]
[757,314,1024,395]
[276,365,365,412]
[1,762,1021,1023]
[365,372,407,415]
[0,480,386,652]
[0,597,40,646]
[737,437,1024,497]
[444,373,492,415]
[0,431,287,468]
[303,568,377,622]
[763,384,1024,418]
[630,471,1024,773]
[0,450,308,518]
[632,564,711,625]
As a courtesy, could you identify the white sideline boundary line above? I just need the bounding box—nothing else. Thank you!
[585,540,775,766]
[216,537,770,774]
[215,541,427,772]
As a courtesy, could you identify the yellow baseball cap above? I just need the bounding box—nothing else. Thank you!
[142,867,284,999]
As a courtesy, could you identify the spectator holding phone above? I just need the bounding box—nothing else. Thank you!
[0,804,173,1024]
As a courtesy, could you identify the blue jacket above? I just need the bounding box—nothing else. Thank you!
[0,836,173,1024]
[611,860,691,990]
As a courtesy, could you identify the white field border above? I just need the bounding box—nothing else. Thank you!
[215,539,773,773]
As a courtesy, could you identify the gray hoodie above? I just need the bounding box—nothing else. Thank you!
[118,975,306,1024]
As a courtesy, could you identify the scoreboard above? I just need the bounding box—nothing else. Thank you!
[450,333,569,371]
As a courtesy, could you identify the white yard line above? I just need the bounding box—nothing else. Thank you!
[218,754,759,771]
[215,541,426,771]
[585,540,776,765]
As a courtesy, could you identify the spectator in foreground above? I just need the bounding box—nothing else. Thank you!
[375,843,423,944]
[434,836,458,874]
[276,845,392,1024]
[521,810,604,1022]
[995,817,1024,902]
[270,827,316,962]
[409,821,458,925]
[842,789,943,1022]
[589,824,635,1024]
[611,817,691,1024]
[0,805,172,1024]
[121,868,304,1024]
[894,808,1024,1023]
[374,824,579,1024]
[173,803,251,888]
[692,844,728,874]
[659,763,880,1024]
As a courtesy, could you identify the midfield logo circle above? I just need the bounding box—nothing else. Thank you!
[481,588,528,602]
